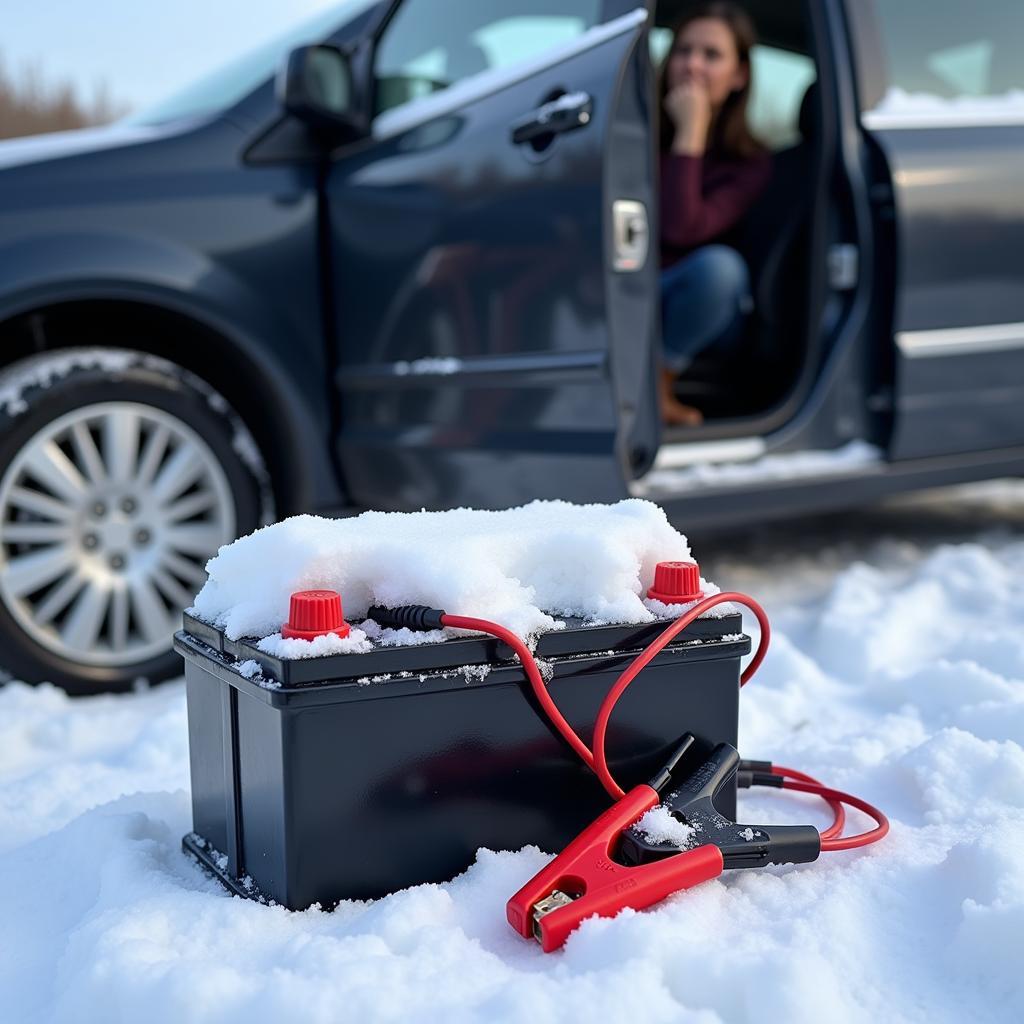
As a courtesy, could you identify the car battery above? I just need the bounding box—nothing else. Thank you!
[174,608,750,911]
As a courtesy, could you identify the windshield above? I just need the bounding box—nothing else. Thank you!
[124,0,378,126]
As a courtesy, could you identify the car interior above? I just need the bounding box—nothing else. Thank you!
[360,0,824,445]
[653,0,821,431]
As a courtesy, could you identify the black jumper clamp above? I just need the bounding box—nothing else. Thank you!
[507,735,821,952]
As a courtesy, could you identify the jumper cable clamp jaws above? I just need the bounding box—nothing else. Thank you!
[507,736,820,952]
[618,742,820,870]
[506,734,714,952]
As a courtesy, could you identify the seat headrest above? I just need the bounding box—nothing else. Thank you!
[798,80,820,141]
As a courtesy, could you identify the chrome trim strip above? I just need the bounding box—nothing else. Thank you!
[337,350,607,389]
[371,8,648,141]
[896,323,1024,359]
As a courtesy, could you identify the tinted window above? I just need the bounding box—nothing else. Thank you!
[747,46,816,149]
[373,0,602,116]
[866,1,1024,118]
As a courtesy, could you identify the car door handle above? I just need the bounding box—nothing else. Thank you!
[511,91,593,145]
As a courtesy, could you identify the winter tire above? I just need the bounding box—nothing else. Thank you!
[0,349,270,694]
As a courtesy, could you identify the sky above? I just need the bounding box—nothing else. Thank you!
[2,0,347,113]
[3,1,820,144]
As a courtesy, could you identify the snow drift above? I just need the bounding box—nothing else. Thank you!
[2,486,1023,1022]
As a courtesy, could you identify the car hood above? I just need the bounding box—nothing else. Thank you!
[0,122,171,172]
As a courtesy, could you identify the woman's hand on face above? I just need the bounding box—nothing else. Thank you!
[665,81,711,156]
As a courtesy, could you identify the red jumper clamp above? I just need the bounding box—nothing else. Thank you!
[507,736,820,952]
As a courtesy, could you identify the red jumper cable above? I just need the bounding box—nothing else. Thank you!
[367,565,888,951]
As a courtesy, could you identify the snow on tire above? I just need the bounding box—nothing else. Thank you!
[0,348,272,695]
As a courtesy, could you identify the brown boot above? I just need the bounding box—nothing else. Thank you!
[659,368,704,427]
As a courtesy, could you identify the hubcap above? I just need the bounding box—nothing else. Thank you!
[0,402,237,668]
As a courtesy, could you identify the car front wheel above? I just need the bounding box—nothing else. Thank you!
[0,349,270,694]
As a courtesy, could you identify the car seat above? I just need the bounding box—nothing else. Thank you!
[742,80,819,363]
[672,81,819,419]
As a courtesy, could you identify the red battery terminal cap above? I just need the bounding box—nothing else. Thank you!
[647,561,703,604]
[281,590,351,640]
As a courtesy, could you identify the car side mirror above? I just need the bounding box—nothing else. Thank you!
[278,44,364,142]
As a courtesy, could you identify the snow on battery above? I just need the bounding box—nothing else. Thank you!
[189,498,728,648]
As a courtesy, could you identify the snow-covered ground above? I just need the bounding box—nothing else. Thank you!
[2,484,1023,1023]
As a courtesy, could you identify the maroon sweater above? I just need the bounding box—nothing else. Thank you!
[659,150,772,268]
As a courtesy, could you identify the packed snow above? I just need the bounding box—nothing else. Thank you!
[360,619,451,647]
[0,348,135,415]
[864,87,1024,128]
[632,441,881,496]
[252,622,457,660]
[632,805,700,849]
[0,348,274,517]
[191,500,717,645]
[2,483,1024,1022]
[255,627,373,659]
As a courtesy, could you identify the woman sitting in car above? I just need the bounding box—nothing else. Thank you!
[658,1,771,426]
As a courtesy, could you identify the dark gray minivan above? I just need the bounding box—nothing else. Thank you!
[0,0,1022,691]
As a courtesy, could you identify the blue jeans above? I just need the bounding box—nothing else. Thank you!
[660,245,751,373]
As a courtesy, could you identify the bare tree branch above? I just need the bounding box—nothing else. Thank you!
[0,53,129,140]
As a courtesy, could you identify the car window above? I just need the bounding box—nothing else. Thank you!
[373,0,603,117]
[125,0,378,126]
[650,29,816,151]
[864,0,1024,123]
[746,46,816,150]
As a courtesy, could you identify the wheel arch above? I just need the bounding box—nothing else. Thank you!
[0,294,344,517]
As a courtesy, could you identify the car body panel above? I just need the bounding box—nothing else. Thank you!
[327,11,656,508]
[865,125,1024,459]
[0,117,343,511]
[847,0,1024,461]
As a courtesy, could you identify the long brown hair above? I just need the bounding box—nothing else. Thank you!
[658,2,763,160]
